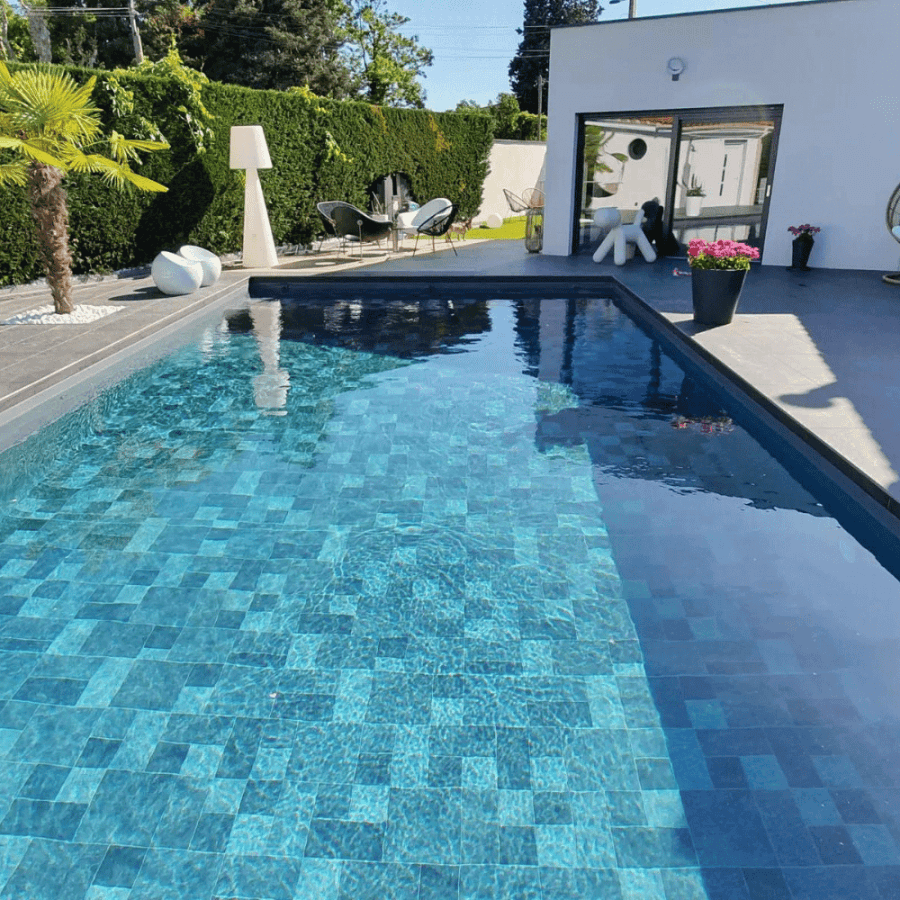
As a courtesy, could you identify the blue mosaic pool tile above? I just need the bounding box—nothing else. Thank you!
[92,844,146,889]
[189,811,234,853]
[57,766,104,805]
[306,817,385,862]
[4,837,104,899]
[681,790,777,867]
[77,737,122,769]
[740,754,790,790]
[751,791,820,867]
[19,763,69,800]
[783,865,884,900]
[129,848,221,900]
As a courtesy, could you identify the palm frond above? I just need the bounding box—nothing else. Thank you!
[121,169,168,193]
[2,67,101,149]
[66,150,121,178]
[0,134,68,168]
[120,138,170,154]
[67,150,167,193]
[0,160,28,187]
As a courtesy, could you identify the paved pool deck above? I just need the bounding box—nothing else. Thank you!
[2,239,899,517]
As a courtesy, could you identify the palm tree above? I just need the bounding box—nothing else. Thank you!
[0,62,169,313]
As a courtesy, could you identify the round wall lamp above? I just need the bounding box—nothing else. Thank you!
[628,138,647,160]
[667,57,685,81]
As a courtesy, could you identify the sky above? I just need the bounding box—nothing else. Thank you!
[388,0,816,111]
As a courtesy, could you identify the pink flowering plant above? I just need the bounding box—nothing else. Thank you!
[687,239,760,271]
[788,224,820,239]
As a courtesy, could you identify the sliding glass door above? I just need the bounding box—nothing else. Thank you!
[574,106,781,256]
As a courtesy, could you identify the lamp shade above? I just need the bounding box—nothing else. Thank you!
[230,125,272,170]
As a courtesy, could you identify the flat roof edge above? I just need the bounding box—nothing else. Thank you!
[551,0,860,30]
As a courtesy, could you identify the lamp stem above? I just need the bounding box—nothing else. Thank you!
[242,168,278,269]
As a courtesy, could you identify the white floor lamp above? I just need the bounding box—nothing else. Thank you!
[230,125,278,269]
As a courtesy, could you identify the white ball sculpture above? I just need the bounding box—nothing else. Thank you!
[178,245,222,287]
[592,208,658,266]
[151,251,204,296]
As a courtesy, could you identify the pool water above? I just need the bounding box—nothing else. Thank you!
[1,294,899,900]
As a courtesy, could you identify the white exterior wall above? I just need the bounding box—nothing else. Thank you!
[543,0,900,269]
[477,140,547,225]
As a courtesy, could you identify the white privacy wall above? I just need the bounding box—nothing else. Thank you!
[476,140,547,225]
[542,0,900,269]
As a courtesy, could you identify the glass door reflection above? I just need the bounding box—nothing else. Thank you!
[577,116,672,252]
[671,117,775,253]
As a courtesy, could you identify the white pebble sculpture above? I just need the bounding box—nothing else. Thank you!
[178,245,222,287]
[151,251,204,295]
[592,208,658,266]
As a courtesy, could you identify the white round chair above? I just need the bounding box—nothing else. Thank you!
[151,251,203,296]
[178,245,222,286]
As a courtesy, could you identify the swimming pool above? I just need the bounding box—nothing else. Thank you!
[1,289,899,900]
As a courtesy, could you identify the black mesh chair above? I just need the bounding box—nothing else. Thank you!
[316,201,357,252]
[412,203,459,257]
[330,204,394,256]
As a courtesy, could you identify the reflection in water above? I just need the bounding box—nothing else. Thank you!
[274,296,492,358]
[249,302,290,415]
[518,296,827,516]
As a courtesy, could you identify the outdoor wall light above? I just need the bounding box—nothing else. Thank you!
[230,125,278,269]
[667,58,686,81]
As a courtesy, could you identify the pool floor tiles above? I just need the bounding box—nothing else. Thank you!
[2,295,900,900]
[599,493,900,900]
[0,325,710,899]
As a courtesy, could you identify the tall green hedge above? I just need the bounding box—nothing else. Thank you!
[0,66,494,287]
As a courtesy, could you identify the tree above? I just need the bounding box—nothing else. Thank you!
[340,0,432,108]
[1,0,37,60]
[508,0,601,113]
[139,0,203,66]
[186,0,351,94]
[454,99,486,112]
[454,93,544,141]
[0,62,168,313]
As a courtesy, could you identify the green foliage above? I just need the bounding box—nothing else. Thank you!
[129,44,215,153]
[340,0,433,108]
[139,0,203,65]
[454,94,546,142]
[0,61,168,191]
[1,2,37,62]
[187,0,351,95]
[466,215,526,241]
[0,62,493,285]
[44,0,135,69]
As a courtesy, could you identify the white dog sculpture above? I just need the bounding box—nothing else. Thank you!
[592,208,658,265]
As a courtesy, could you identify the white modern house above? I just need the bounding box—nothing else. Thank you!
[541,0,899,270]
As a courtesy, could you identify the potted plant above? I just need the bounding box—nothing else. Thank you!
[787,224,820,271]
[682,177,705,217]
[687,238,760,326]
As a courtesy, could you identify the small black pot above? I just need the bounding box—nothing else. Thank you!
[789,234,814,270]
[691,267,748,326]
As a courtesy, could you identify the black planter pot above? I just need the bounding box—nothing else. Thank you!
[789,234,814,270]
[691,267,748,326]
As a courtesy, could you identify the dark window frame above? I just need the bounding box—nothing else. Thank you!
[572,104,784,256]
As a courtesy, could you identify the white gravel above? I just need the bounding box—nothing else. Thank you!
[1,304,122,326]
